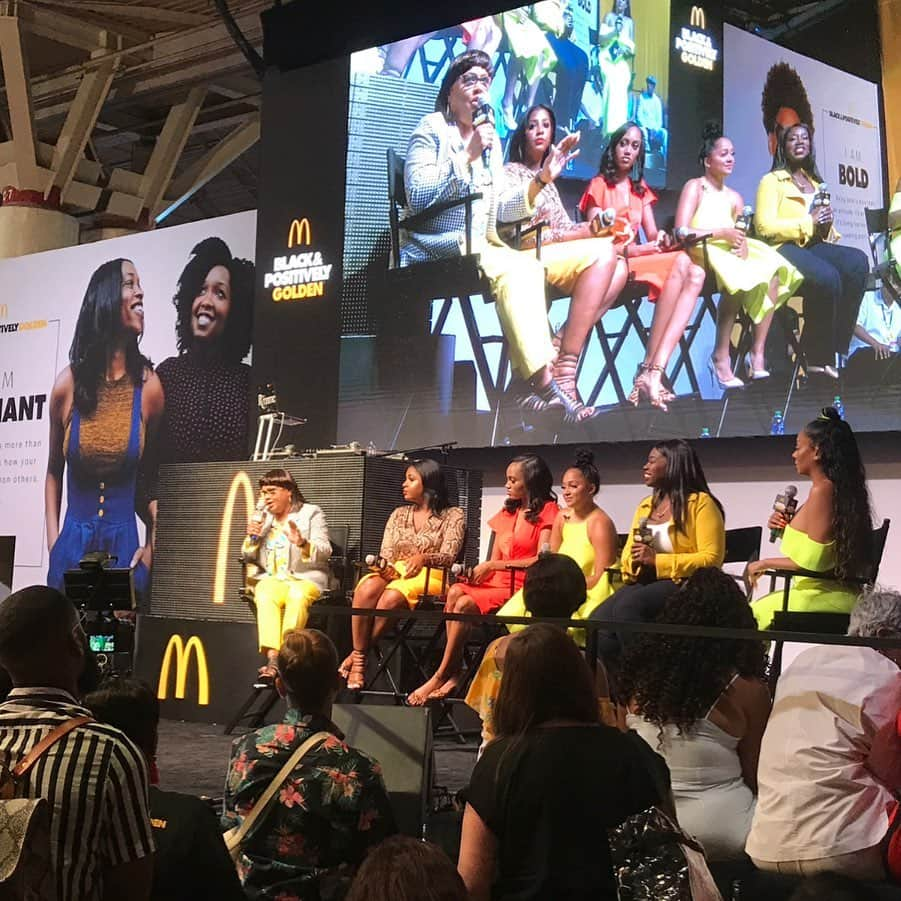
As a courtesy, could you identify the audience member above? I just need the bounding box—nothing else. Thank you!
[346,836,466,901]
[458,623,662,899]
[846,258,901,385]
[746,588,901,881]
[619,568,771,860]
[634,75,667,157]
[223,629,396,898]
[84,678,244,901]
[0,585,154,901]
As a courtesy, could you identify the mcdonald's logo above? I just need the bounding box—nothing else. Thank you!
[158,635,209,705]
[0,303,8,320]
[213,471,255,604]
[690,5,706,29]
[288,217,312,248]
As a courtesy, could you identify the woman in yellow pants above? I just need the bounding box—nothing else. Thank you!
[243,468,332,681]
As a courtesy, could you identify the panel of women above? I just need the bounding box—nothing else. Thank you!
[401,50,618,423]
[242,468,332,680]
[408,455,558,706]
[619,568,772,861]
[754,123,869,376]
[46,258,164,599]
[748,407,874,629]
[156,237,254,464]
[342,460,465,691]
[675,123,803,388]
[497,449,618,630]
[580,123,706,410]
[589,438,725,659]
[458,624,662,901]
[503,105,629,417]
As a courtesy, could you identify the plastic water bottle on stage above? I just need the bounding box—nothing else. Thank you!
[833,395,845,420]
[770,410,784,436]
[699,427,712,439]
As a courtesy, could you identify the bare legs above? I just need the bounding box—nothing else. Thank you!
[344,576,410,690]
[502,58,540,129]
[408,584,477,705]
[633,254,705,409]
[748,278,780,373]
[712,276,779,380]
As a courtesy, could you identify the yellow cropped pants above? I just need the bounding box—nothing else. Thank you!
[255,576,322,652]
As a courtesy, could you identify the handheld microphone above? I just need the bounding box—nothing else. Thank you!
[538,541,552,558]
[633,517,653,545]
[473,101,494,168]
[365,554,389,571]
[813,182,831,208]
[769,485,798,543]
[675,226,701,246]
[591,207,618,236]
[736,205,753,234]
[451,562,474,580]
[248,497,267,545]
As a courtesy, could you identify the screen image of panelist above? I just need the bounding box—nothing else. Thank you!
[242,468,332,682]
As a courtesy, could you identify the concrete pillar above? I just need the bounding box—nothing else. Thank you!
[0,192,79,259]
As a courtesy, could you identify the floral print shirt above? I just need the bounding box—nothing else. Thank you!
[379,504,466,568]
[223,711,396,900]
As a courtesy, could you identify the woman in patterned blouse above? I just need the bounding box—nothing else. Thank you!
[340,459,465,690]
[503,103,629,417]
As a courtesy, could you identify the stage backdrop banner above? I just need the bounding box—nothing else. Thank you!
[0,210,257,592]
[724,24,884,257]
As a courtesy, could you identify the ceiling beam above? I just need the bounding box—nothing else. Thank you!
[0,8,38,186]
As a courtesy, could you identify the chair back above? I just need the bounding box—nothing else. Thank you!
[860,517,891,584]
[770,610,850,634]
[327,524,352,594]
[865,206,889,265]
[723,526,762,566]
[386,148,407,268]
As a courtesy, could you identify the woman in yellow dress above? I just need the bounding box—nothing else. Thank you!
[748,407,874,628]
[597,0,635,135]
[497,449,618,637]
[675,122,803,388]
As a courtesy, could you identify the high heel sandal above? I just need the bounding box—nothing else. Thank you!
[743,352,770,381]
[708,356,744,390]
[644,364,672,412]
[553,352,597,421]
[539,378,598,424]
[628,363,652,407]
[346,649,367,692]
[338,652,354,680]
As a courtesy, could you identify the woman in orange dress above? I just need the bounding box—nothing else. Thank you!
[580,121,705,410]
[407,454,558,705]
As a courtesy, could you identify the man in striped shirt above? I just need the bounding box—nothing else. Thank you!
[0,585,154,901]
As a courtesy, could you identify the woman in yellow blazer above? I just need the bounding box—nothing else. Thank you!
[755,123,868,376]
[589,438,725,659]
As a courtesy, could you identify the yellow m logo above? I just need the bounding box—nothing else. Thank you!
[690,5,706,29]
[288,217,312,248]
[158,635,209,705]
[213,471,255,604]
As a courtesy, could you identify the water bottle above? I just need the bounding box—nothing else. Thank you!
[699,427,711,439]
[770,410,784,436]
[735,205,753,234]
[366,441,377,456]
[833,395,845,420]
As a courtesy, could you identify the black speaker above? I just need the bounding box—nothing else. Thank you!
[331,703,433,838]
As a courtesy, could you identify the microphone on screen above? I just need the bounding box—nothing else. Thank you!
[675,226,702,247]
[473,100,494,168]
[769,485,799,543]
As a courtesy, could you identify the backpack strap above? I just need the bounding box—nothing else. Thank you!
[12,716,93,780]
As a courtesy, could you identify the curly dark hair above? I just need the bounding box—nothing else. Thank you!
[564,448,600,496]
[596,120,647,197]
[803,407,873,580]
[435,50,492,119]
[507,104,556,167]
[697,119,725,169]
[771,122,823,181]
[504,454,557,523]
[650,439,723,534]
[173,237,254,363]
[761,62,814,140]
[617,568,768,734]
[69,258,151,416]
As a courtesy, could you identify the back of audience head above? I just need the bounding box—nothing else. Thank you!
[848,587,901,666]
[346,836,466,901]
[0,585,86,689]
[522,553,587,619]
[277,628,341,712]
[617,568,767,732]
[84,678,159,761]
[788,872,878,901]
[493,623,598,737]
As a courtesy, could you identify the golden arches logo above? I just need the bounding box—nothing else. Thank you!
[690,5,706,29]
[213,470,256,605]
[288,217,312,248]
[158,635,209,705]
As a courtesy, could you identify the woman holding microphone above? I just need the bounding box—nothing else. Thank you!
[242,468,332,682]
